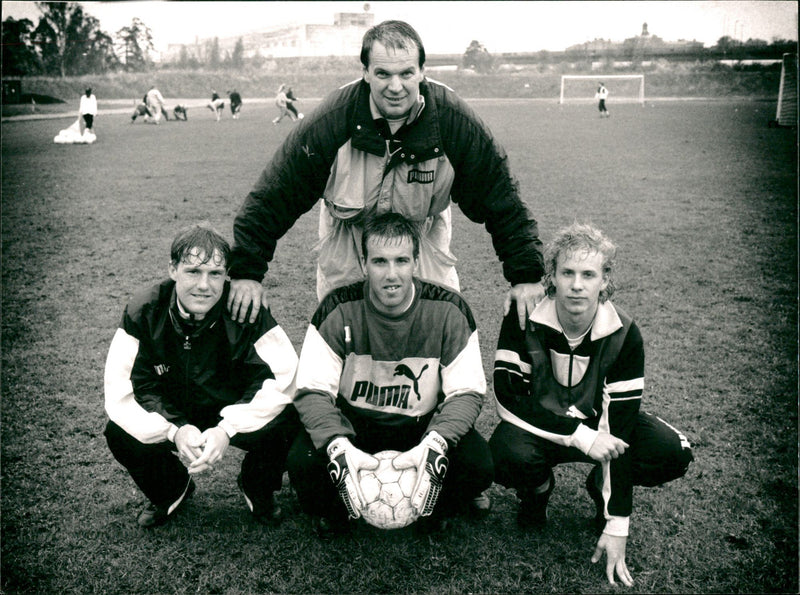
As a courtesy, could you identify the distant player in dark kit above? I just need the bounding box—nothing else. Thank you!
[173,104,188,121]
[131,101,152,123]
[490,222,693,586]
[229,90,242,119]
[284,86,300,119]
[103,222,301,529]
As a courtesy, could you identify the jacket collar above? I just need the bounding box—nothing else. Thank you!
[168,281,226,338]
[531,297,623,342]
[352,79,441,157]
[368,92,426,127]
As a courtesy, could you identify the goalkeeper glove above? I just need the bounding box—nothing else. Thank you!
[326,437,378,520]
[392,431,449,517]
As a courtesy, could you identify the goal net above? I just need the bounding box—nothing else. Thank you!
[774,53,797,127]
[560,75,645,105]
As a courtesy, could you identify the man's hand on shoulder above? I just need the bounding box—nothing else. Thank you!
[592,533,634,587]
[227,279,268,324]
[503,282,545,330]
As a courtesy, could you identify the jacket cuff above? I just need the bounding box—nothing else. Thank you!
[218,420,238,439]
[506,271,543,287]
[603,515,630,537]
[229,253,267,282]
[571,424,599,455]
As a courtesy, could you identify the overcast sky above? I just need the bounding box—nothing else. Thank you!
[3,1,797,53]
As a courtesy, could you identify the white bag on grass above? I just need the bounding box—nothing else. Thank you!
[54,118,96,144]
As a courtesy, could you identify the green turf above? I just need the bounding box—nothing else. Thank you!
[1,99,796,593]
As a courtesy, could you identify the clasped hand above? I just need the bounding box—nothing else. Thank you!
[175,424,230,475]
[587,430,628,462]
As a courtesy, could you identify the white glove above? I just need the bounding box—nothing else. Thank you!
[326,437,379,519]
[392,431,449,517]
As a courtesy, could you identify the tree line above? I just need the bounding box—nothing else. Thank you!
[2,1,248,77]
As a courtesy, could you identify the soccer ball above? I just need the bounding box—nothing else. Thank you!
[297,112,304,120]
[359,450,419,529]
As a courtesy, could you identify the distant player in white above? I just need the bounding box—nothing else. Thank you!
[78,87,97,136]
[595,82,609,117]
[145,86,166,124]
[208,89,225,121]
[272,84,299,124]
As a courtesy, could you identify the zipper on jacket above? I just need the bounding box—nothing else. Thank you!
[184,338,191,403]
[568,351,574,388]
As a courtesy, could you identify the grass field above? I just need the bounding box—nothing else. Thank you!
[1,98,797,594]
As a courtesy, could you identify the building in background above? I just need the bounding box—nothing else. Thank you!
[162,9,374,63]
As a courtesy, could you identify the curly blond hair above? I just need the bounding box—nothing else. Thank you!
[542,222,616,302]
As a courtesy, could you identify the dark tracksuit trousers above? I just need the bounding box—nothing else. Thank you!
[105,406,299,509]
[490,411,693,500]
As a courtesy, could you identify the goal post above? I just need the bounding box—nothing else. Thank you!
[772,53,797,128]
[560,74,645,105]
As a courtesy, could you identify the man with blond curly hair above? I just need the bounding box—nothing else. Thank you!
[490,222,693,587]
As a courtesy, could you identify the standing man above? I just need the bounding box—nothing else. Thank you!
[490,222,693,586]
[229,20,545,331]
[103,223,300,528]
[78,87,97,136]
[595,82,609,117]
[287,213,493,537]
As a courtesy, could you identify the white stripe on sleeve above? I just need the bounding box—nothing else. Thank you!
[219,325,298,435]
[295,324,343,399]
[103,328,174,444]
[442,330,486,399]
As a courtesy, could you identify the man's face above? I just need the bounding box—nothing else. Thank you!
[363,40,424,120]
[363,235,418,315]
[169,248,227,319]
[552,248,609,322]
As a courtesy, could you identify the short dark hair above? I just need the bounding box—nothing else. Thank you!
[543,222,616,302]
[360,20,426,69]
[361,212,420,260]
[170,222,230,268]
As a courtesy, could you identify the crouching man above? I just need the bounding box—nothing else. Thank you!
[286,213,493,537]
[104,222,300,528]
[490,222,693,586]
